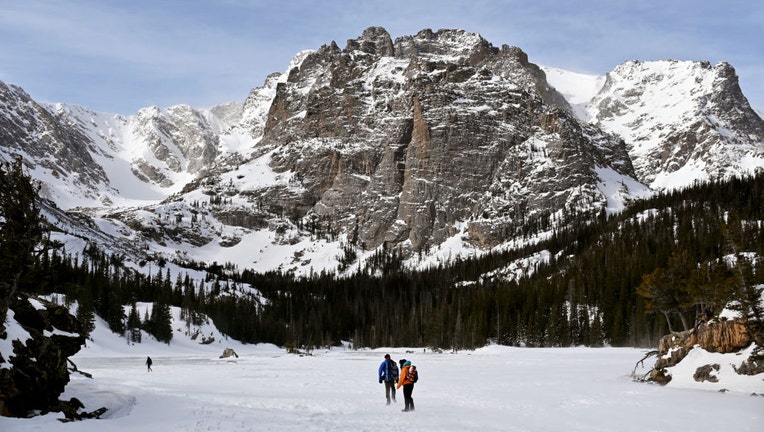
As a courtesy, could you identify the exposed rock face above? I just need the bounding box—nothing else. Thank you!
[0,293,85,418]
[346,26,394,56]
[0,81,111,202]
[131,105,222,184]
[257,27,640,251]
[695,318,753,352]
[657,318,751,363]
[650,318,754,383]
[0,81,236,207]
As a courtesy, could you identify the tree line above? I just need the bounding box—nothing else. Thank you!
[228,174,764,349]
[4,153,763,350]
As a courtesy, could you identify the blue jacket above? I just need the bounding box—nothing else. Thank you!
[378,358,399,382]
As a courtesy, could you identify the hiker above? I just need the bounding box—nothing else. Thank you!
[378,354,399,405]
[396,360,418,412]
[146,356,153,372]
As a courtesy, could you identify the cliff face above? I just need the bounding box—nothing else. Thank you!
[0,82,112,203]
[254,28,641,252]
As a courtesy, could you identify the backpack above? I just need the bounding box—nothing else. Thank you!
[406,365,418,383]
[388,359,399,380]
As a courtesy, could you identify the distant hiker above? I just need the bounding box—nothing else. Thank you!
[396,360,418,412]
[146,356,153,372]
[378,354,399,405]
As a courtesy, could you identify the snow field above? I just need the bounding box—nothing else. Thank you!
[2,345,762,431]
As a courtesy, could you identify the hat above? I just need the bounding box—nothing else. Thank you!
[384,354,391,359]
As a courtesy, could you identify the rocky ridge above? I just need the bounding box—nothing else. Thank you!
[0,27,762,275]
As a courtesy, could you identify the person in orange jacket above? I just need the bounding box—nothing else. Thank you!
[396,360,418,412]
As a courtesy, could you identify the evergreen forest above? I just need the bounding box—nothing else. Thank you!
[10,163,764,350]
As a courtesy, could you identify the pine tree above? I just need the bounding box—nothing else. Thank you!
[0,157,56,323]
[75,294,96,338]
[728,255,764,347]
[148,301,173,344]
[127,302,142,343]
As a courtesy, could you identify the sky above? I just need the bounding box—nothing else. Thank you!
[0,0,761,114]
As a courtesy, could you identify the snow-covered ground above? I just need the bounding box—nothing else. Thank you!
[2,309,763,431]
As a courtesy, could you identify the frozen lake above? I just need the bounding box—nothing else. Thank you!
[2,346,762,431]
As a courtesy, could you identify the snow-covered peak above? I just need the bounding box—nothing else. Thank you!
[544,60,764,191]
[288,50,316,72]
[591,60,719,122]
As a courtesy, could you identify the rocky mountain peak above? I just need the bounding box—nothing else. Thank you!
[345,26,394,56]
[393,28,494,65]
[131,103,221,177]
[1,27,762,275]
[584,59,764,189]
[0,82,111,204]
[236,27,647,255]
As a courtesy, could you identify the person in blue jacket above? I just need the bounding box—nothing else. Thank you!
[378,354,399,405]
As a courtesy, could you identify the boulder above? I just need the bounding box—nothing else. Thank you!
[220,348,239,359]
[693,364,720,383]
[695,318,751,353]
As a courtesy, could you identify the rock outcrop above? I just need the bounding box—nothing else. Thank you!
[256,27,642,252]
[0,293,89,418]
[649,318,759,384]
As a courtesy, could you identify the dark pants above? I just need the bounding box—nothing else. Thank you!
[403,384,415,411]
[384,380,396,403]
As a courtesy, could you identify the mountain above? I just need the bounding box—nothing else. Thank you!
[1,27,763,276]
[544,61,764,190]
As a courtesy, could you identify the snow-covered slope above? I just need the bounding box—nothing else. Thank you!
[43,102,264,210]
[0,77,269,210]
[76,303,262,358]
[541,67,605,119]
[543,61,764,190]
